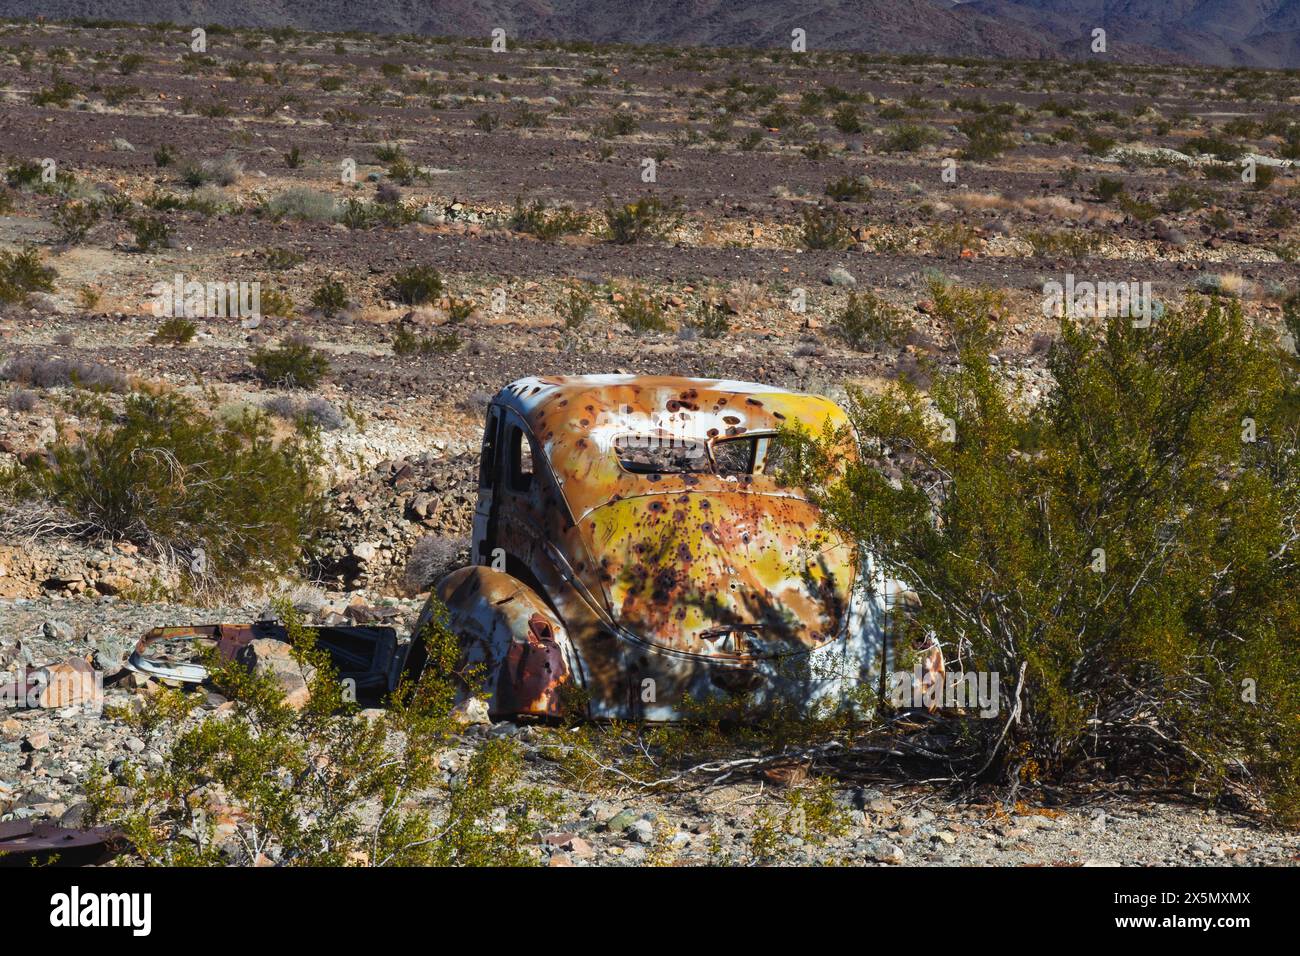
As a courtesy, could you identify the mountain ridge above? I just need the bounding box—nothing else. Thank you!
[0,0,1296,67]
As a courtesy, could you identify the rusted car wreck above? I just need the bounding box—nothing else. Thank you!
[409,374,917,721]
[127,375,926,721]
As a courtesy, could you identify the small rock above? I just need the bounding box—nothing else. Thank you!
[865,838,905,864]
[42,620,75,642]
[826,266,857,288]
[627,819,655,844]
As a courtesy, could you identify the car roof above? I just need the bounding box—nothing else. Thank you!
[490,375,849,518]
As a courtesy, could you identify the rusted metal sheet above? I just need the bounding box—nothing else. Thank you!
[432,374,938,721]
[126,621,404,693]
[0,820,124,867]
[411,566,572,718]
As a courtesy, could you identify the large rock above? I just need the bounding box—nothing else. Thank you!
[237,639,315,710]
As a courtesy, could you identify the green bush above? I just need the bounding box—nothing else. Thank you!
[386,265,443,305]
[508,198,590,240]
[309,278,349,318]
[825,175,872,202]
[264,188,340,223]
[393,327,461,356]
[882,124,938,152]
[830,291,908,350]
[799,206,853,250]
[614,287,669,333]
[85,601,552,865]
[787,296,1300,822]
[150,316,197,345]
[52,199,101,244]
[0,246,57,304]
[1,392,325,588]
[602,195,681,244]
[252,337,330,388]
[831,104,862,134]
[128,215,170,251]
[1092,176,1126,202]
[686,299,729,339]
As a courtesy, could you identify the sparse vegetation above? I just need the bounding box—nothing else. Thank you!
[251,337,331,389]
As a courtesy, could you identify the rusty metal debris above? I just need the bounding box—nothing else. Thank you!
[121,375,943,722]
[126,621,406,694]
[0,820,124,867]
[411,374,943,720]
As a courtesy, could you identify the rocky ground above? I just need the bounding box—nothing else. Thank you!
[1,20,1299,865]
[2,596,1297,866]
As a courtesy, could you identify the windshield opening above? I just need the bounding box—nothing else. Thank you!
[613,432,788,476]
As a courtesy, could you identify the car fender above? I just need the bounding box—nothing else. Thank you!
[412,566,573,718]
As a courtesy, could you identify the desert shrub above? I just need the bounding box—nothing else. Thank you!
[799,206,853,250]
[926,222,980,257]
[1,393,324,586]
[0,246,57,304]
[1117,193,1159,222]
[393,327,461,356]
[264,188,340,223]
[85,600,552,865]
[1091,176,1126,202]
[386,265,443,305]
[404,535,470,593]
[153,145,176,167]
[151,316,197,345]
[593,113,638,138]
[831,104,862,134]
[180,155,242,188]
[1185,134,1243,161]
[258,247,306,271]
[1250,164,1277,191]
[259,288,296,318]
[958,115,1015,160]
[5,160,42,189]
[602,195,681,244]
[1023,229,1101,259]
[785,295,1300,821]
[0,355,127,392]
[1081,132,1116,154]
[882,124,938,152]
[309,278,349,318]
[927,279,1005,353]
[52,199,101,244]
[34,77,79,107]
[556,285,594,329]
[264,394,346,431]
[5,388,37,412]
[824,175,872,202]
[473,111,499,132]
[685,299,729,339]
[1163,184,1211,214]
[830,291,908,350]
[614,287,669,333]
[508,198,590,240]
[128,215,170,251]
[251,337,330,388]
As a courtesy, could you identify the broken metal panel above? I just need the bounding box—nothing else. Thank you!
[423,566,572,718]
[0,820,124,867]
[126,621,404,693]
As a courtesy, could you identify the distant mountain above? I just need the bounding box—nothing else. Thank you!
[1,0,1296,67]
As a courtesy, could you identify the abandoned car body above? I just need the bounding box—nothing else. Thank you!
[412,374,919,721]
